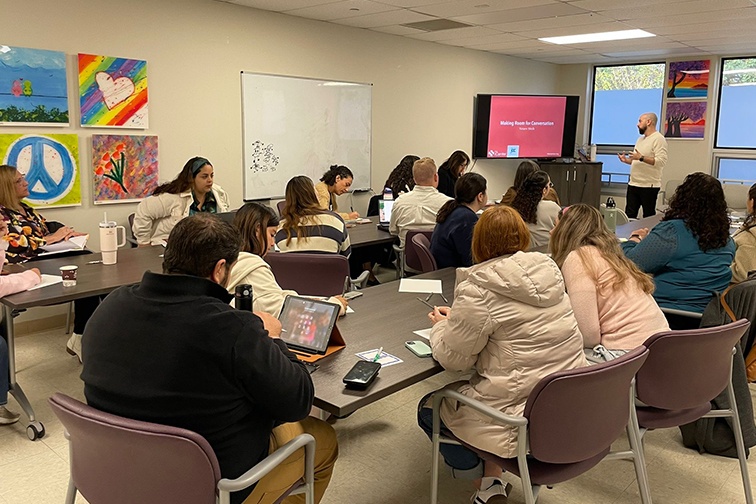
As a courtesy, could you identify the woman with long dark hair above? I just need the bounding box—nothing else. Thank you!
[275,176,351,256]
[623,172,735,314]
[732,183,756,283]
[227,202,347,316]
[133,156,230,245]
[314,165,359,220]
[383,155,419,197]
[437,150,470,198]
[430,173,487,268]
[510,170,560,248]
[500,160,560,206]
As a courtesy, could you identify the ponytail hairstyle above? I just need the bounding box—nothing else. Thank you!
[234,202,280,257]
[511,170,549,224]
[436,173,487,223]
[319,165,354,186]
[154,156,211,195]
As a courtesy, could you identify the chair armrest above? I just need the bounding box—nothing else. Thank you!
[432,388,527,428]
[660,307,703,319]
[217,433,315,493]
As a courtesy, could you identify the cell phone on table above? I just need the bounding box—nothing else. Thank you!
[405,340,433,358]
[343,360,381,389]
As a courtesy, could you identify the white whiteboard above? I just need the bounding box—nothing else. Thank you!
[241,72,372,200]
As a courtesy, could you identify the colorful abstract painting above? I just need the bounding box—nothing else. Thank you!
[0,134,81,207]
[92,135,158,204]
[667,60,710,99]
[78,53,148,128]
[0,45,69,126]
[664,101,707,140]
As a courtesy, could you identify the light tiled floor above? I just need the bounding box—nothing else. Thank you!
[4,324,756,504]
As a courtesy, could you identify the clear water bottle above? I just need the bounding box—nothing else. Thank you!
[383,187,393,200]
[234,284,253,311]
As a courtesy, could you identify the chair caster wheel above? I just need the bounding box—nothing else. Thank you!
[26,421,45,441]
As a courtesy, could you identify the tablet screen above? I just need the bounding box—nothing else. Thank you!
[278,296,340,355]
[379,199,394,224]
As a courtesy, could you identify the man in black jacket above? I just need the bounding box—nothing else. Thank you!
[81,214,337,504]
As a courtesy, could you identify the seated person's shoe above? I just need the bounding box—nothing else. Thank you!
[0,405,21,425]
[472,479,512,504]
[66,333,83,364]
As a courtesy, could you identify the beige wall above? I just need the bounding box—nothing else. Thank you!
[4,0,559,323]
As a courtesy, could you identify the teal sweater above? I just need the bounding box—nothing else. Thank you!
[622,219,735,313]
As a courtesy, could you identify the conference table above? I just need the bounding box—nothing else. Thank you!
[2,241,451,438]
[346,216,395,248]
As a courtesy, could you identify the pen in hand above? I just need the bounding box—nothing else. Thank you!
[417,297,435,309]
[372,347,383,362]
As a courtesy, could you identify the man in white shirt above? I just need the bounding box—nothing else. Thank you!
[618,112,668,218]
[389,157,452,248]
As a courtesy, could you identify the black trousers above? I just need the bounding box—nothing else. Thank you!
[625,185,660,219]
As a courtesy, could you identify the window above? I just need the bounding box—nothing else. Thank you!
[716,58,756,149]
[716,157,756,182]
[591,63,665,146]
[590,63,665,188]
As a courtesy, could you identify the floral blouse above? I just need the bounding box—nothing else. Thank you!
[0,203,49,263]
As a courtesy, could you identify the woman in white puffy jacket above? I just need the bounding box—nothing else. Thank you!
[417,205,587,504]
[133,156,230,246]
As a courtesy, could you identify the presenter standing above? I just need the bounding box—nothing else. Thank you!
[618,112,668,218]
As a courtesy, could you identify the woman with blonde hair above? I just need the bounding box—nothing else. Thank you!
[226,202,347,316]
[275,176,351,256]
[550,204,668,360]
[417,205,586,504]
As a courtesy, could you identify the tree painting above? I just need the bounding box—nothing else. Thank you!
[667,60,710,99]
[664,101,707,139]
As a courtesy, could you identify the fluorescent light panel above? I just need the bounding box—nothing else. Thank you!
[539,29,655,45]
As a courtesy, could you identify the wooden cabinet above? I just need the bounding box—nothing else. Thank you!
[537,161,603,207]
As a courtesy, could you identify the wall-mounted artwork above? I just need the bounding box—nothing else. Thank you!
[664,101,707,140]
[0,45,69,126]
[78,53,148,128]
[92,135,158,204]
[0,134,81,207]
[667,60,710,99]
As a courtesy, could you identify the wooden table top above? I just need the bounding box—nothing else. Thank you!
[347,216,395,248]
[311,268,456,417]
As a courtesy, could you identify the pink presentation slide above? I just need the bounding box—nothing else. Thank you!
[487,96,567,158]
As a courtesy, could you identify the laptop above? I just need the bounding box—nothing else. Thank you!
[378,199,394,231]
[278,295,340,355]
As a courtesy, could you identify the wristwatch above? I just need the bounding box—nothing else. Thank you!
[639,155,645,163]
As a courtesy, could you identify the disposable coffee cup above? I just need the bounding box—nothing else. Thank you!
[60,265,78,287]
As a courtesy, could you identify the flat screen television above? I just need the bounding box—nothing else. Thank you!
[473,94,580,159]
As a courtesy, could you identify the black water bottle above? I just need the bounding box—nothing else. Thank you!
[234,284,253,311]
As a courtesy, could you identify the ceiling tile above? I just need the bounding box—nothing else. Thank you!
[405,26,503,42]
[333,8,436,27]
[486,12,615,32]
[566,0,690,11]
[441,33,529,47]
[371,0,450,7]
[225,0,341,11]
[283,0,398,20]
[601,47,710,58]
[592,0,753,21]
[409,0,557,18]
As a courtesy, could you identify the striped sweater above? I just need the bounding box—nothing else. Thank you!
[275,211,351,257]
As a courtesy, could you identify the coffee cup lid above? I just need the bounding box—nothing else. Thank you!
[59,265,78,271]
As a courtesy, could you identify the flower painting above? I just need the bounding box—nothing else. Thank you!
[92,135,158,204]
[79,54,148,128]
[0,45,69,125]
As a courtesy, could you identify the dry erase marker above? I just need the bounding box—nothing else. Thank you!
[372,347,383,362]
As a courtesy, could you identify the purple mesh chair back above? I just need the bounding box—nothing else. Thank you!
[405,229,434,272]
[523,347,648,464]
[277,200,286,218]
[637,319,750,410]
[265,252,349,297]
[411,233,437,273]
[49,393,220,504]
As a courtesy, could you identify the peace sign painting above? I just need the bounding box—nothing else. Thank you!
[78,53,148,128]
[0,133,81,207]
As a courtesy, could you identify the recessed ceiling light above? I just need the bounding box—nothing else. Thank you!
[539,29,655,45]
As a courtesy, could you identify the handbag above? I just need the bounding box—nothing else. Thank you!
[719,284,756,382]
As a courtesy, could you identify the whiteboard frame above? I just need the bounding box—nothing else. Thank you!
[240,71,372,201]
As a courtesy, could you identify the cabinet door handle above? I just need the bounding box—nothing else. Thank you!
[573,170,577,181]
[566,171,569,181]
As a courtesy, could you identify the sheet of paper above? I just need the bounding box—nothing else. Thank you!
[399,278,443,294]
[28,274,63,291]
[39,234,89,254]
[356,349,402,367]
[346,305,354,314]
[413,328,432,340]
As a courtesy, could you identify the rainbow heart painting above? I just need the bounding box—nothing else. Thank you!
[92,135,158,204]
[78,53,148,128]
